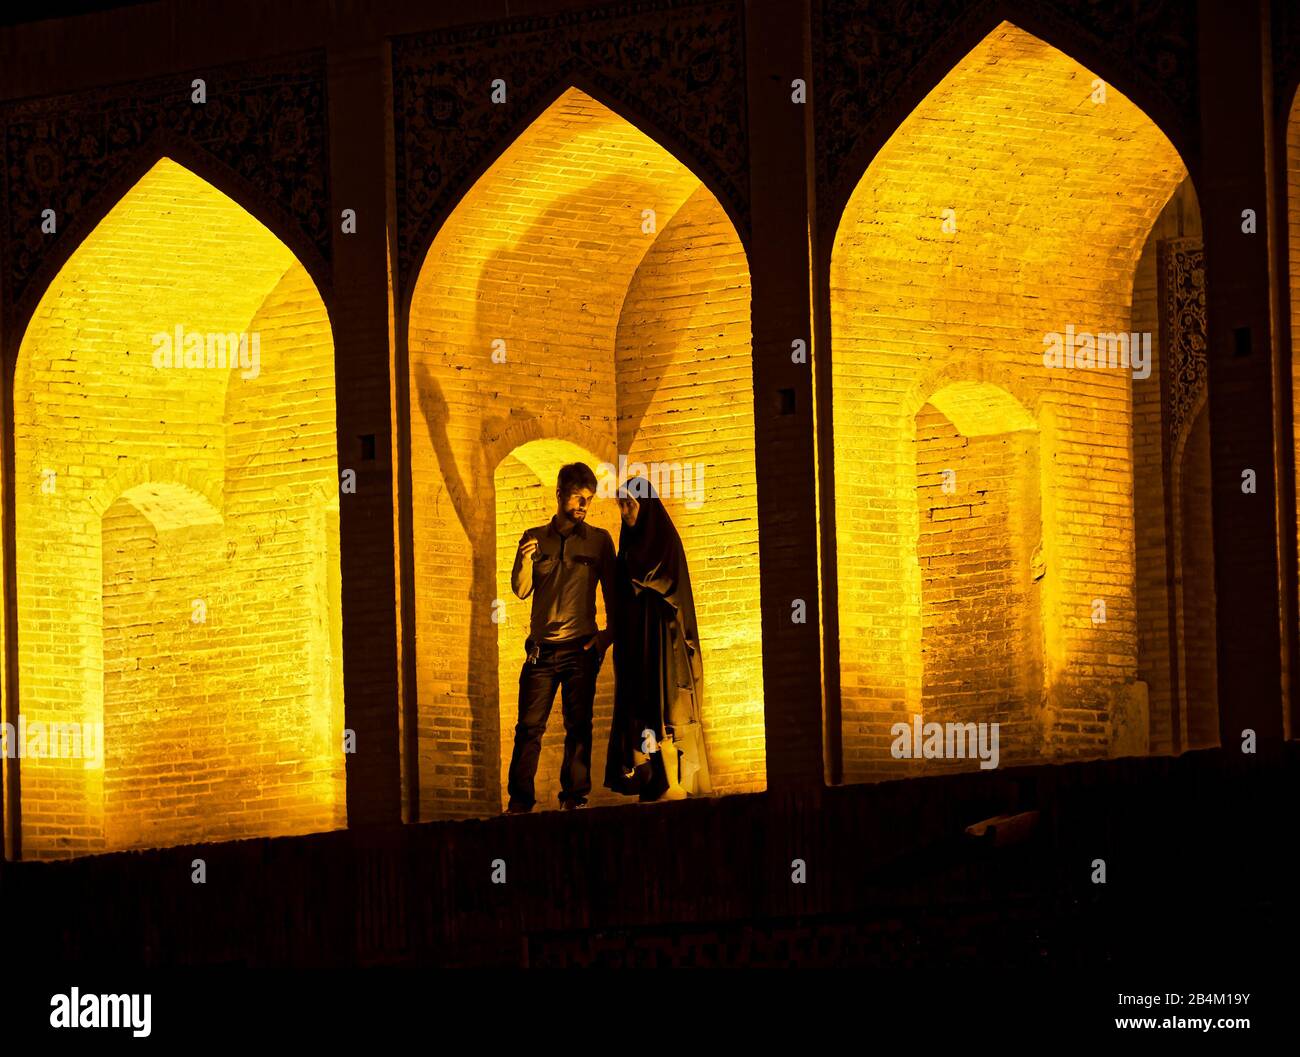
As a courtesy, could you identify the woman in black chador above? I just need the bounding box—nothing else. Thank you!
[604,477,713,801]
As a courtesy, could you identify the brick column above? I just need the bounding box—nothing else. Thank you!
[1,310,12,858]
[326,26,403,825]
[1271,12,1300,742]
[745,0,824,789]
[1198,0,1287,746]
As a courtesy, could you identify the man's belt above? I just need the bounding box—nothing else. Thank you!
[525,635,591,662]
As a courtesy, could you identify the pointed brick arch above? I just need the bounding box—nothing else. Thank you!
[816,4,1199,250]
[2,132,333,359]
[399,70,751,316]
[8,157,344,859]
[829,21,1196,781]
[407,86,764,820]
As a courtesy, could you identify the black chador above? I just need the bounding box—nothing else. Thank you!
[604,480,713,801]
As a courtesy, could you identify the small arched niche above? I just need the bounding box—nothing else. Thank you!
[912,382,1043,774]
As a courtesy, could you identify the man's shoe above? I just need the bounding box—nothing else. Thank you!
[560,797,589,811]
[505,801,533,814]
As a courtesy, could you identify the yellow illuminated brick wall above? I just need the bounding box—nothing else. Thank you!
[914,397,1043,772]
[1130,195,1174,754]
[12,158,344,859]
[410,88,764,817]
[830,23,1188,780]
[614,185,763,793]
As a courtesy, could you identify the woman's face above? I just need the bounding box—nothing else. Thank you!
[618,496,640,527]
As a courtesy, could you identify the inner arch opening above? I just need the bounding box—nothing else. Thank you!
[11,157,345,859]
[408,86,765,818]
[830,22,1215,780]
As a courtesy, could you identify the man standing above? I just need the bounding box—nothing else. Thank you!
[506,462,616,812]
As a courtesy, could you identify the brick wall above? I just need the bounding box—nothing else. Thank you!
[829,25,1188,781]
[1288,91,1300,728]
[1129,197,1172,753]
[214,261,345,835]
[1128,177,1214,754]
[614,184,764,794]
[915,401,1043,771]
[1177,405,1218,748]
[409,87,763,819]
[13,159,344,858]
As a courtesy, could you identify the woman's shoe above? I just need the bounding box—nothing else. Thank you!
[655,736,688,801]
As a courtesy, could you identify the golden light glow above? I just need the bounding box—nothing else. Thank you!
[830,23,1188,780]
[11,158,345,859]
[409,87,764,815]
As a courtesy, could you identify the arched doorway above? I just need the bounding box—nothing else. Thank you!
[912,382,1044,774]
[829,22,1215,780]
[11,157,344,858]
[407,86,765,818]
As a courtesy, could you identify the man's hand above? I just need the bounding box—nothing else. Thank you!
[512,534,538,600]
[584,629,612,656]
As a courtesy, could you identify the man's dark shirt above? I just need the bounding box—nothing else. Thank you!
[512,515,616,645]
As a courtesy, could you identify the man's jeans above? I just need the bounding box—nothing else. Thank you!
[507,639,602,809]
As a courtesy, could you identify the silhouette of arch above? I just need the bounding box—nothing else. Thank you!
[115,481,223,533]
